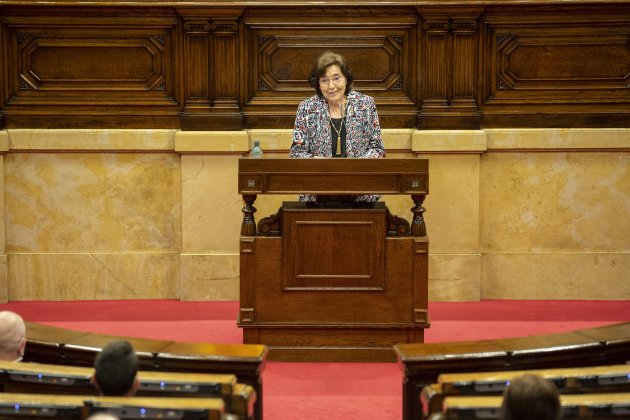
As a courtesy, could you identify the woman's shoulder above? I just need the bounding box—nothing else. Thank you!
[297,94,325,112]
[348,90,375,104]
[300,94,324,106]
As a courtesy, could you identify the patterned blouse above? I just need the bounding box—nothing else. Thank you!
[290,91,385,159]
[290,91,385,202]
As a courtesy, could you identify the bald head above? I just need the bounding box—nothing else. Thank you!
[0,311,26,361]
[86,414,120,420]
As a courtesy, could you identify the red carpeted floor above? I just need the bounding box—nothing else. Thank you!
[1,299,629,419]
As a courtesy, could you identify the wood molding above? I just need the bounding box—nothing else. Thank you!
[1,3,629,129]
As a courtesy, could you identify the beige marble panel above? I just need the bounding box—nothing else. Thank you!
[481,151,630,252]
[8,253,179,300]
[486,128,630,150]
[8,129,176,151]
[181,155,244,253]
[0,254,7,303]
[179,254,239,301]
[5,152,181,253]
[175,131,249,153]
[384,154,480,254]
[246,129,292,152]
[482,253,630,299]
[245,128,414,153]
[428,254,481,301]
[0,132,8,152]
[413,130,487,153]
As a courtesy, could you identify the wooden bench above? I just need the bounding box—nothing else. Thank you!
[442,392,630,419]
[394,321,630,420]
[23,322,267,420]
[0,392,225,419]
[421,364,630,418]
[0,360,256,419]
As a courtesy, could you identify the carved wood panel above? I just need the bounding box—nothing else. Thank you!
[418,8,482,129]
[481,6,630,126]
[241,7,419,128]
[1,3,630,129]
[1,8,182,128]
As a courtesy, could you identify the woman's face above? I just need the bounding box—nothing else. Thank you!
[319,64,347,105]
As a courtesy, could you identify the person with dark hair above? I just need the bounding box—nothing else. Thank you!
[0,311,26,362]
[500,374,562,420]
[290,50,385,203]
[92,340,139,396]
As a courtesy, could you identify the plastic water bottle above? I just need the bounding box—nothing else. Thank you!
[250,140,263,158]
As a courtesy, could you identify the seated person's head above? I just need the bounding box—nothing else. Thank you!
[0,311,26,361]
[500,374,561,420]
[92,340,139,396]
[86,414,120,420]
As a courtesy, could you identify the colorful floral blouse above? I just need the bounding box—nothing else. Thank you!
[290,91,385,202]
[290,91,385,159]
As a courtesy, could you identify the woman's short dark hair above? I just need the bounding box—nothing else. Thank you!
[308,51,354,97]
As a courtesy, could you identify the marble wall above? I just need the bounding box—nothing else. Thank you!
[0,128,628,302]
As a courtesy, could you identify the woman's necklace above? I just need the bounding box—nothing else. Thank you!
[329,100,346,155]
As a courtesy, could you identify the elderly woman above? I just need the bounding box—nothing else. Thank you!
[290,51,385,203]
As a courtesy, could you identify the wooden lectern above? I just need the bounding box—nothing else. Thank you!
[237,158,429,362]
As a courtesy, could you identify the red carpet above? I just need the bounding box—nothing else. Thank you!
[1,299,629,419]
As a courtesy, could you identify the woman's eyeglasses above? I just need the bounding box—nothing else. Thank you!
[319,75,344,86]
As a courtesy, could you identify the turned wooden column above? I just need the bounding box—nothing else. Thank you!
[411,194,427,237]
[241,194,258,236]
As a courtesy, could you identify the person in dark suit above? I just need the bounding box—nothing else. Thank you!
[92,340,139,396]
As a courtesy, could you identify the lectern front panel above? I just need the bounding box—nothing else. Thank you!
[283,204,386,290]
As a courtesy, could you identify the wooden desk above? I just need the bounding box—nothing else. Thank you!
[395,321,630,420]
[24,322,267,420]
[0,393,226,420]
[443,393,630,419]
[421,364,630,418]
[0,360,256,419]
[238,158,430,361]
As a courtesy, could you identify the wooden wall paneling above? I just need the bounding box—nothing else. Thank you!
[451,13,481,128]
[178,8,244,131]
[179,10,213,130]
[211,15,242,130]
[1,3,630,129]
[480,5,630,127]
[240,7,420,129]
[418,7,483,129]
[0,6,182,128]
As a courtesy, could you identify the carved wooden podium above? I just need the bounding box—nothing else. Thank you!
[237,158,429,362]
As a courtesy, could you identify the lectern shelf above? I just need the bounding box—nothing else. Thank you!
[238,158,429,195]
[238,158,429,237]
